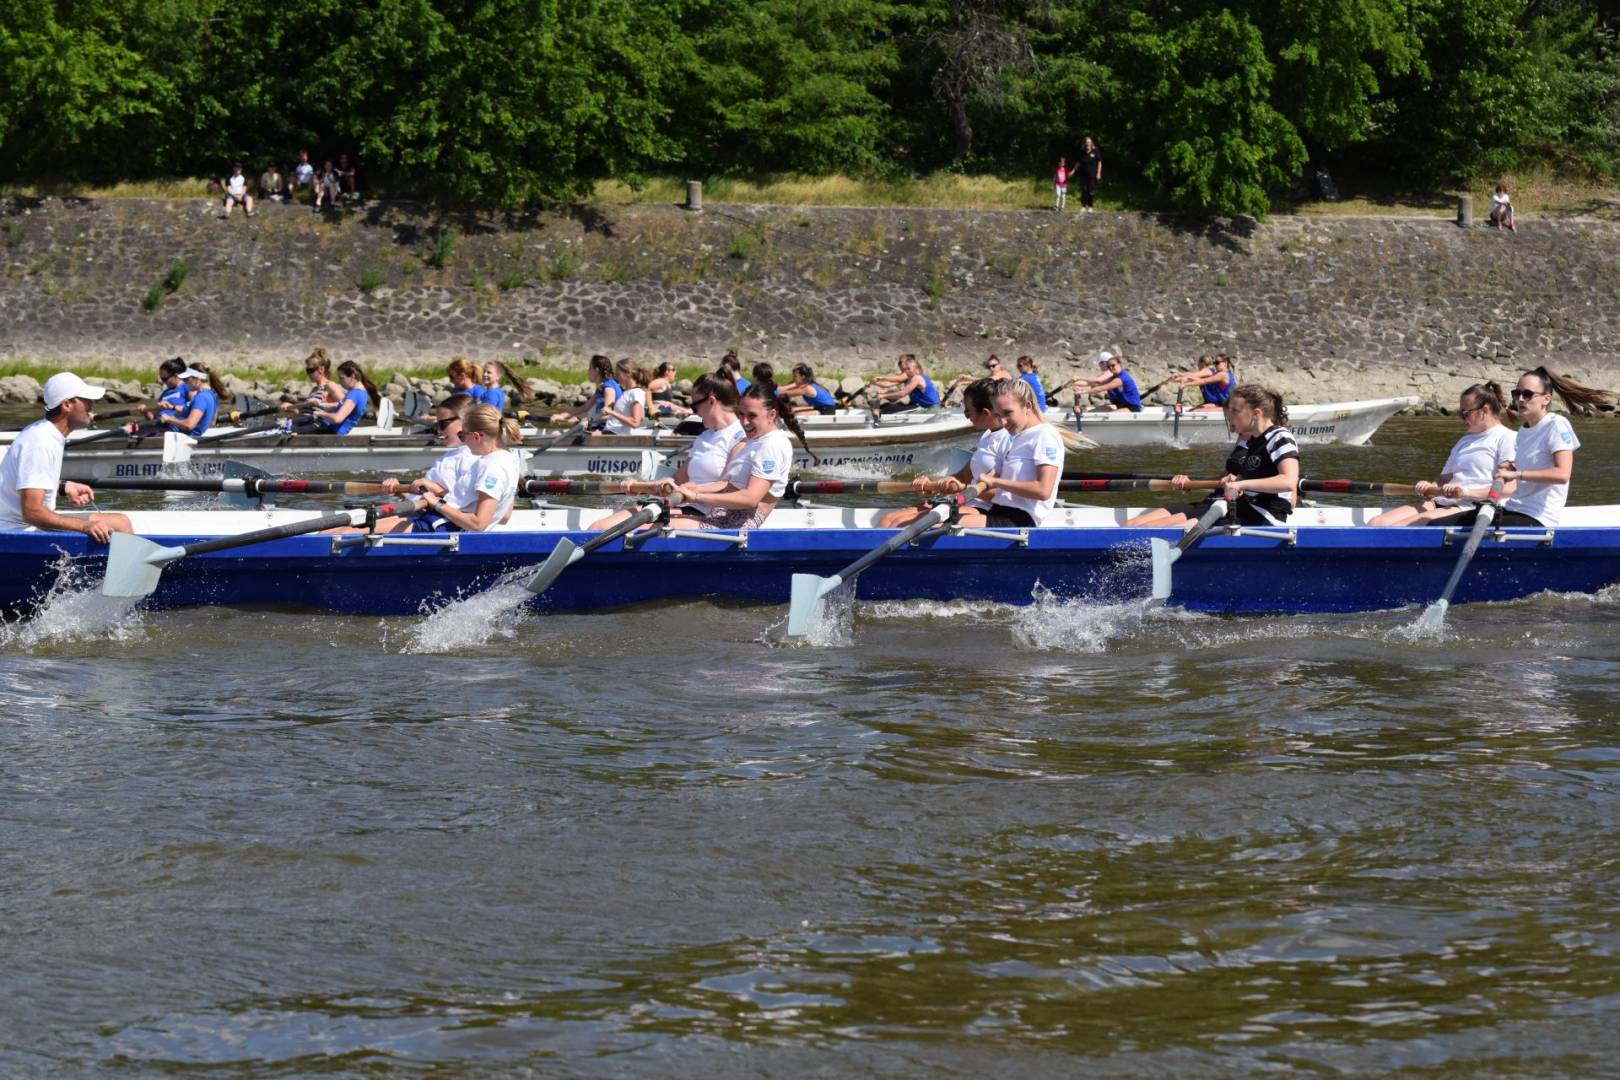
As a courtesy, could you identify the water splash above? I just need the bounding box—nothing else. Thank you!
[767,580,856,648]
[1010,585,1164,653]
[0,552,144,650]
[399,567,536,654]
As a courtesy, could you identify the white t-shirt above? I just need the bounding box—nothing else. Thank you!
[424,445,474,500]
[968,427,1010,509]
[992,423,1064,524]
[454,449,520,526]
[684,420,745,514]
[1437,424,1517,506]
[0,419,66,531]
[604,387,646,435]
[226,173,247,197]
[1504,413,1579,526]
[294,162,315,184]
[721,428,793,499]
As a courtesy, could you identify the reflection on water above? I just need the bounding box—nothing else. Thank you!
[3,419,1620,1073]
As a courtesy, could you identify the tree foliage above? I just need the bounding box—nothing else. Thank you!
[1,0,1616,213]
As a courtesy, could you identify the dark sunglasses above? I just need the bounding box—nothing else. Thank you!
[305,366,322,374]
[1512,388,1541,401]
[691,395,712,407]
[434,417,457,430]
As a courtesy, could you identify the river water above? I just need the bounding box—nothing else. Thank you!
[4,417,1620,1075]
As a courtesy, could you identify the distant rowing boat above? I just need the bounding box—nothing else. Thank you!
[6,411,979,480]
[1045,395,1420,447]
[5,502,1615,618]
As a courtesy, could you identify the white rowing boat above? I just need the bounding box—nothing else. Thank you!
[1043,395,1419,447]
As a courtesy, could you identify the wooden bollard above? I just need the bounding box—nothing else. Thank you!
[686,181,702,213]
[1456,194,1472,228]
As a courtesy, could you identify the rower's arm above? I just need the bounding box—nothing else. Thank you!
[164,405,206,432]
[20,488,95,534]
[693,475,771,511]
[1502,448,1573,487]
[982,464,1058,502]
[1226,457,1300,499]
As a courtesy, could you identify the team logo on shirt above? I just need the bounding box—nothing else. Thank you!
[1043,446,1058,461]
[761,459,776,474]
[481,475,499,491]
[1560,430,1573,445]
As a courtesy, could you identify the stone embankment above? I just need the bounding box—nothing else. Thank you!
[3,195,1619,412]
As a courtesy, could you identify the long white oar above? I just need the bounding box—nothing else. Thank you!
[1149,497,1230,601]
[1416,485,1505,631]
[524,499,668,596]
[786,484,983,638]
[102,505,405,598]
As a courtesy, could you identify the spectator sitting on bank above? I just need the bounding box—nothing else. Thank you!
[258,163,285,202]
[314,160,341,211]
[288,149,316,203]
[1490,183,1516,231]
[336,154,359,200]
[222,163,254,217]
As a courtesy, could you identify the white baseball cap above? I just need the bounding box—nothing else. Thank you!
[1096,350,1116,366]
[178,367,209,379]
[42,372,108,410]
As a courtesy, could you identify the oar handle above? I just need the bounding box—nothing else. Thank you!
[519,478,665,496]
[1300,479,1422,496]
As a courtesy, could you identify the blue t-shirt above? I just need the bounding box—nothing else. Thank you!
[466,385,491,406]
[735,376,751,395]
[156,382,190,423]
[1107,371,1142,411]
[910,375,941,408]
[1201,369,1232,406]
[166,387,218,436]
[593,378,623,414]
[1020,372,1048,411]
[481,386,507,413]
[322,386,370,435]
[807,382,837,409]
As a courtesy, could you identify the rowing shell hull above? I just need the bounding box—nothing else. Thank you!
[5,506,1616,618]
[1044,396,1419,447]
[21,416,977,480]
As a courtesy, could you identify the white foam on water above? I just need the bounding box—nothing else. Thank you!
[860,598,1018,623]
[1010,586,1164,653]
[0,553,145,650]
[399,567,536,654]
[767,579,856,648]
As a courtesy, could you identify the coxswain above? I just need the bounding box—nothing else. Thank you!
[0,373,132,542]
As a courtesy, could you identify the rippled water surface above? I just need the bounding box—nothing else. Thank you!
[4,417,1620,1075]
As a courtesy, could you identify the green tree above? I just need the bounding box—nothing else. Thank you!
[1114,9,1307,215]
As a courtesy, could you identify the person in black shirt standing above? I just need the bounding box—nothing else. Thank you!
[1078,137,1102,212]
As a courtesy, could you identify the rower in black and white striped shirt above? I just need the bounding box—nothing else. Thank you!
[1126,385,1301,528]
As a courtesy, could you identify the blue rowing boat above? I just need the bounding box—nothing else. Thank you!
[3,505,1617,619]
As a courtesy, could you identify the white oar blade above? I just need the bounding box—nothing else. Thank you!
[161,431,195,464]
[376,396,397,431]
[1416,598,1450,632]
[102,534,185,598]
[1149,538,1178,600]
[786,574,841,638]
[524,538,584,594]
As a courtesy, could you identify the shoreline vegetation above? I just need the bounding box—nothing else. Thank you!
[3,171,1616,221]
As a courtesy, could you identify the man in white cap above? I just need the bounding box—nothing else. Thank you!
[0,373,133,542]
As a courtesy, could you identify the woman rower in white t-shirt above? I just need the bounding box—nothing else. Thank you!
[674,384,814,530]
[975,377,1064,527]
[601,359,648,434]
[878,377,1007,528]
[589,374,746,532]
[1487,367,1608,528]
[1370,382,1518,526]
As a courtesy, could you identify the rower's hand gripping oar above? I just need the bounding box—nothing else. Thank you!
[102,503,414,598]
[1416,482,1505,631]
[1149,497,1230,601]
[524,498,671,595]
[785,484,982,639]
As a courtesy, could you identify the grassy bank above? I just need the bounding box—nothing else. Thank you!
[7,170,1614,219]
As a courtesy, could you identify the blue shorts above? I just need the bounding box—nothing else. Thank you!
[409,514,457,534]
